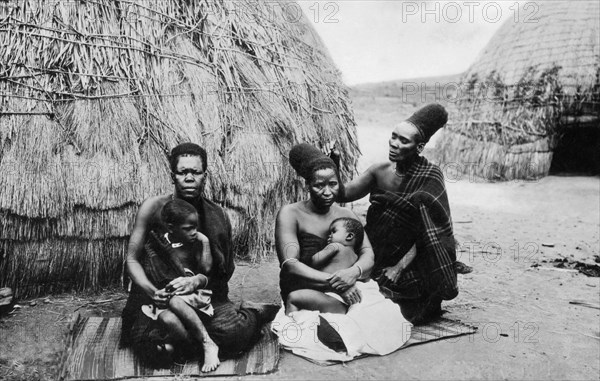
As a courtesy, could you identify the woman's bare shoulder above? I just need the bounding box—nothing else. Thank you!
[368,161,393,174]
[138,194,171,214]
[279,201,302,213]
[277,202,303,221]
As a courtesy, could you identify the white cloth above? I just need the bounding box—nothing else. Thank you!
[271,280,412,362]
[324,291,347,305]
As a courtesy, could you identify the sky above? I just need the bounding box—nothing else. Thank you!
[297,0,529,85]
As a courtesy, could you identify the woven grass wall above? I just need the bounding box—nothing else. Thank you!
[0,0,359,297]
[436,1,600,180]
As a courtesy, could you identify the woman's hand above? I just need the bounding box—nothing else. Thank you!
[321,140,340,169]
[381,263,404,284]
[378,244,414,285]
[328,266,360,292]
[166,276,198,295]
[152,288,171,308]
[340,285,362,305]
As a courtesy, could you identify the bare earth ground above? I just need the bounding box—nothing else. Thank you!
[1,96,599,380]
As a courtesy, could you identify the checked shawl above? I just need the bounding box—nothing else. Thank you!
[365,156,458,301]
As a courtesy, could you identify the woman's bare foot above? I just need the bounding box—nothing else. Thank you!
[201,340,220,372]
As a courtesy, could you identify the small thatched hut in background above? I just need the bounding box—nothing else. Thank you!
[436,1,600,180]
[0,0,359,297]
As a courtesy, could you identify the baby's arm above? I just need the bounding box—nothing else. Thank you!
[310,243,341,268]
[165,233,213,295]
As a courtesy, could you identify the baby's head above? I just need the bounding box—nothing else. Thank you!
[327,218,364,251]
[161,199,199,244]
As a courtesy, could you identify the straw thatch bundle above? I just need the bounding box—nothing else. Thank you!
[436,1,600,180]
[0,0,359,297]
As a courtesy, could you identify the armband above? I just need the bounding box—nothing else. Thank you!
[281,258,299,268]
[196,274,208,289]
[354,264,363,279]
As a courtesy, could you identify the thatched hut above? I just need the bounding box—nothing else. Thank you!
[0,0,359,297]
[436,1,600,180]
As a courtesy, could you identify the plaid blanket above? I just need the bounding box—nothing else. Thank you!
[365,156,458,301]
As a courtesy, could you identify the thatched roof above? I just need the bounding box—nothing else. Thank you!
[465,1,599,88]
[0,0,359,297]
[436,1,600,180]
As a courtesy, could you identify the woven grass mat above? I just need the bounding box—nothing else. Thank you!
[59,314,279,380]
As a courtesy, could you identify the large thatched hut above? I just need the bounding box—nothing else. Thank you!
[0,0,359,297]
[436,1,600,180]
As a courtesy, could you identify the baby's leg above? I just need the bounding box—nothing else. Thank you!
[287,289,347,314]
[169,296,220,372]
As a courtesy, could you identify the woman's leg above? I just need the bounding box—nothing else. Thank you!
[202,300,266,359]
[285,290,301,314]
[377,277,442,324]
[168,296,220,372]
[397,295,442,325]
[287,289,347,314]
[155,310,189,362]
[157,310,189,342]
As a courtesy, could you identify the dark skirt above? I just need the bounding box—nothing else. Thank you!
[121,292,262,366]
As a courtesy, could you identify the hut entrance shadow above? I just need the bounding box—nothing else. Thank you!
[550,126,600,176]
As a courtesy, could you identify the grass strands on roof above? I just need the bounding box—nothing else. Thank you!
[435,1,599,180]
[0,0,359,297]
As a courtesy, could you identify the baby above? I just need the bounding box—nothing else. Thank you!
[142,199,219,372]
[285,217,364,314]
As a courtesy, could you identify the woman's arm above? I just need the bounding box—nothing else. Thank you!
[171,232,212,292]
[167,273,209,295]
[381,243,417,283]
[126,197,167,302]
[338,165,376,202]
[354,231,375,279]
[161,230,214,296]
[195,232,213,276]
[275,205,332,290]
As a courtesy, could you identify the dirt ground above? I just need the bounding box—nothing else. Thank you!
[1,96,599,380]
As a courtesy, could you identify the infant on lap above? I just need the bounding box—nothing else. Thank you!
[285,218,363,315]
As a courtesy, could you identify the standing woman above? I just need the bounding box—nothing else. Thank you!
[338,103,459,324]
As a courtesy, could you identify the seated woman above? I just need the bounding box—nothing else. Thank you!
[121,143,277,369]
[277,143,372,306]
[272,143,411,361]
